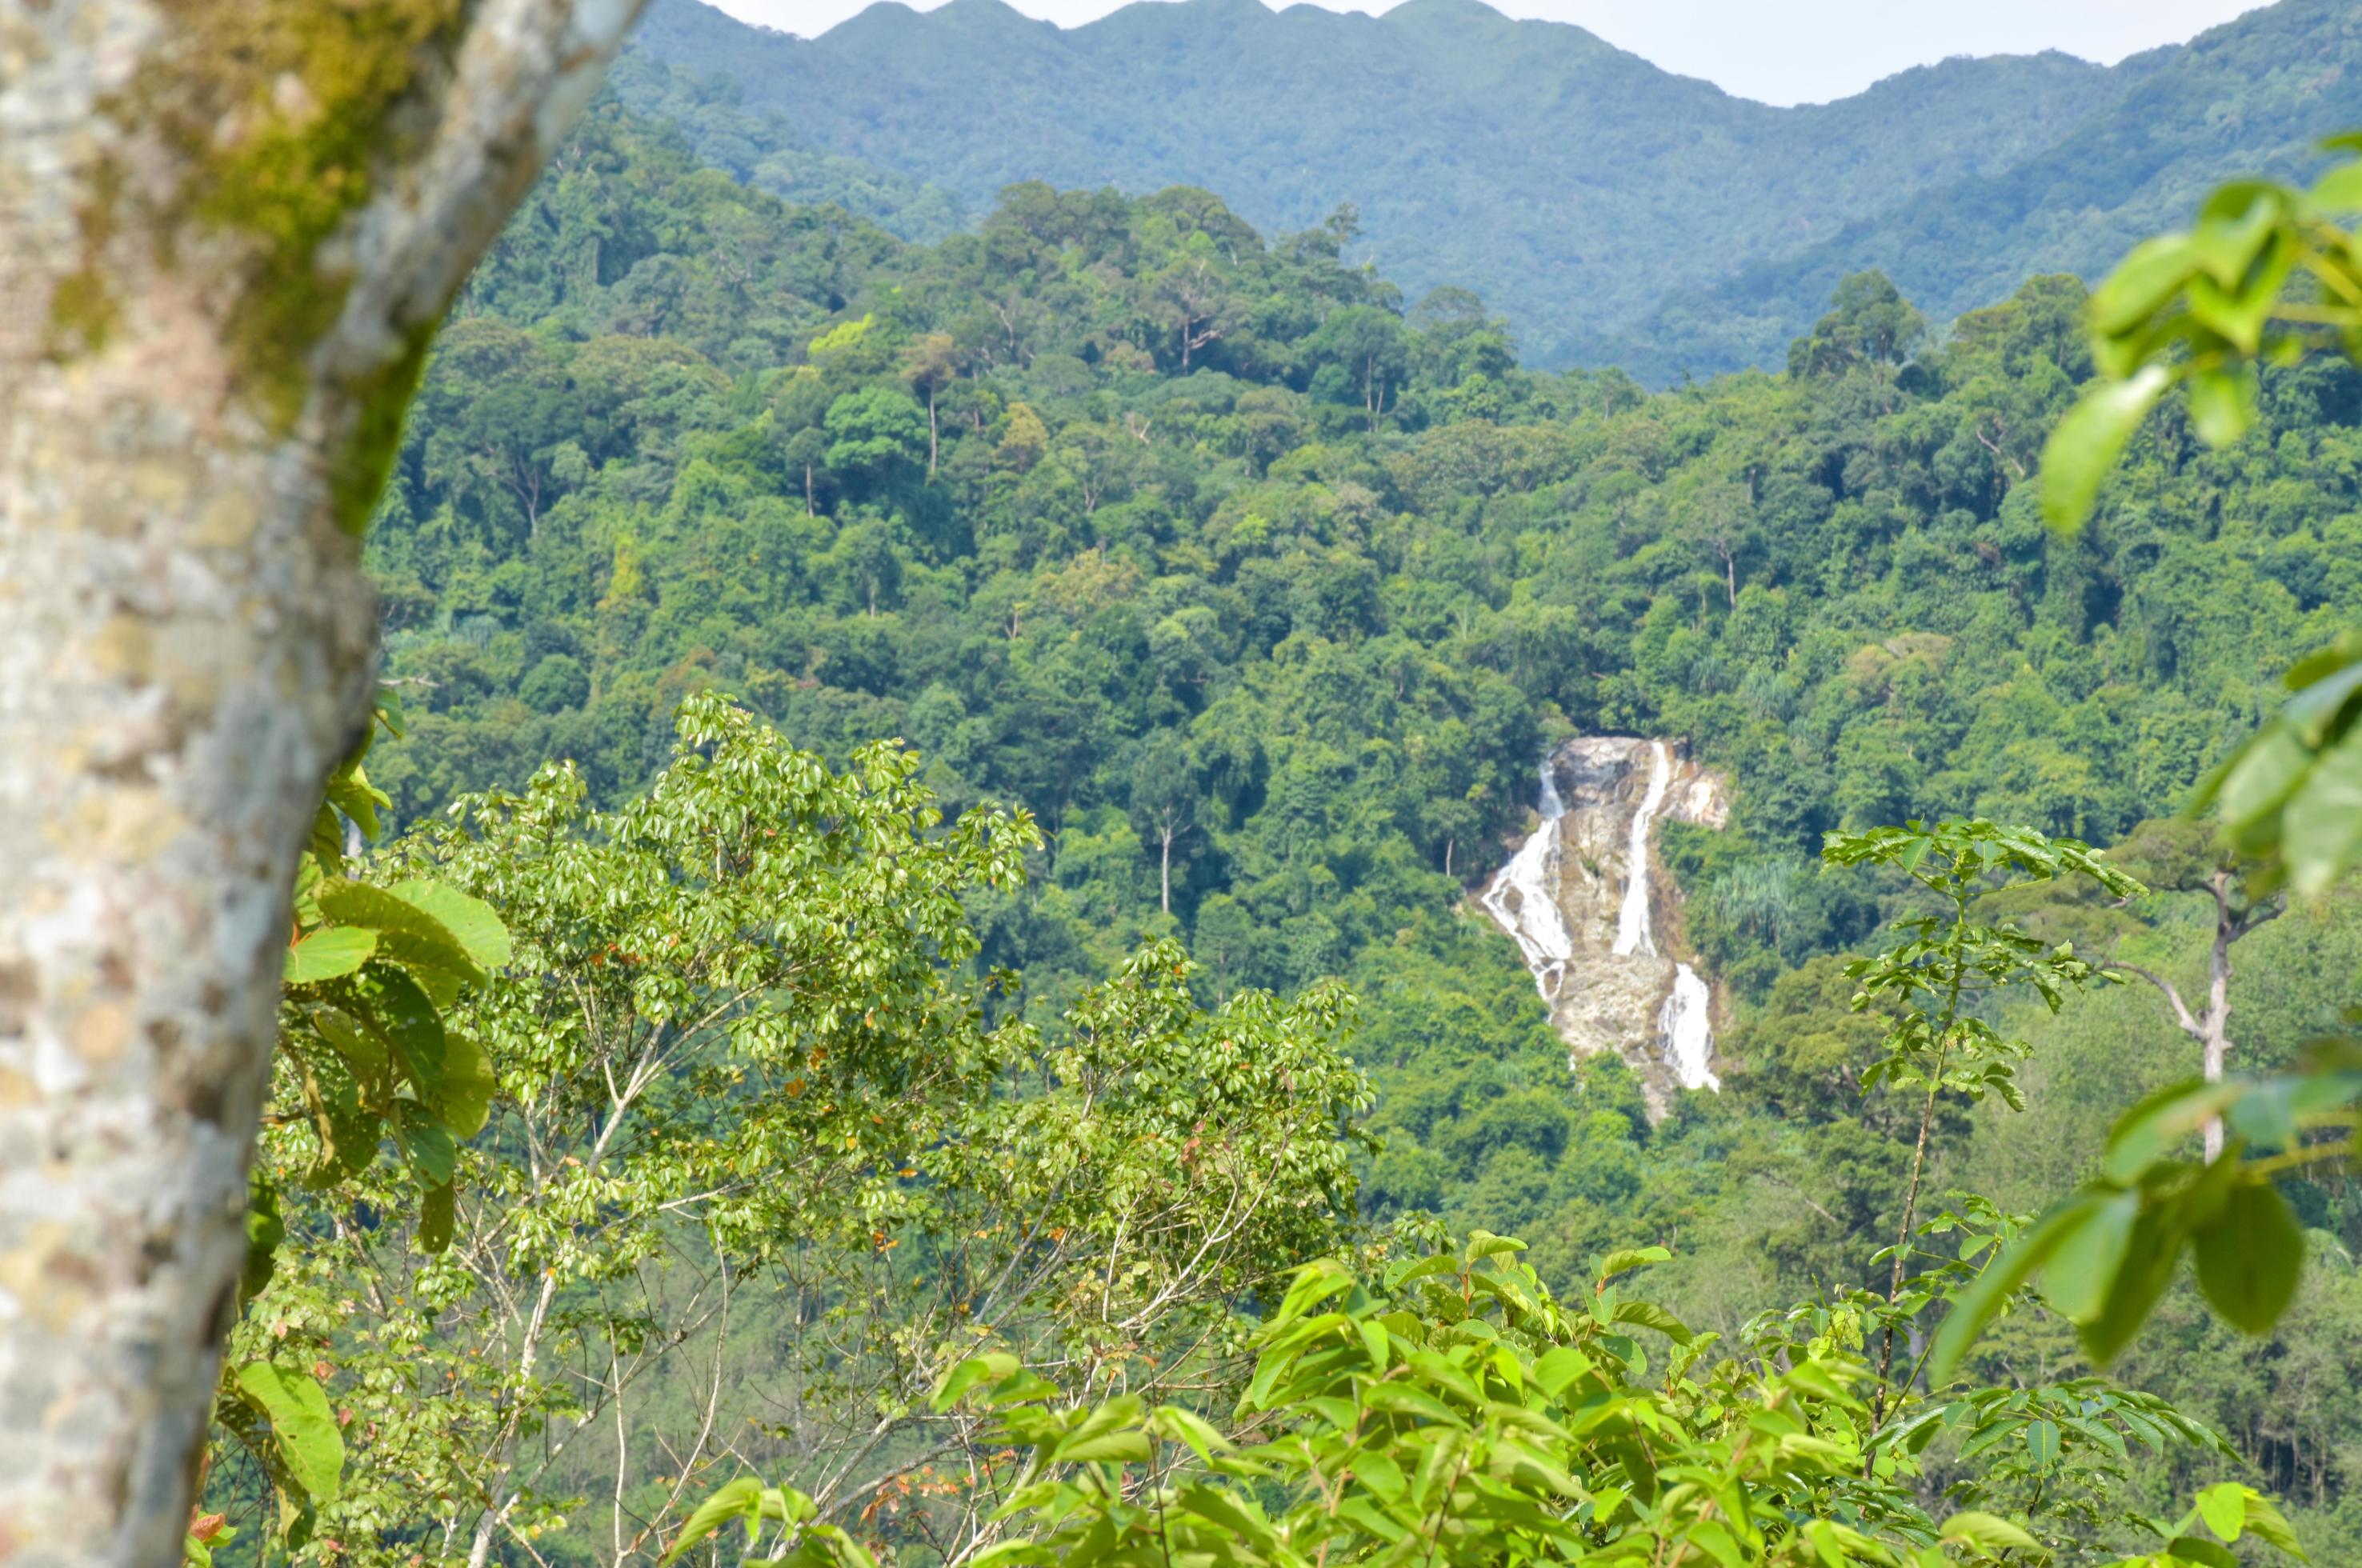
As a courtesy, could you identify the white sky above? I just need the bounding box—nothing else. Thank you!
[703,0,2268,106]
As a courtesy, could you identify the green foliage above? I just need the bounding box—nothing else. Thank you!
[1913,134,2362,1398]
[2203,631,2362,898]
[214,698,1373,1565]
[2042,136,2362,531]
[298,86,2362,1563]
[204,693,514,1558]
[683,1219,2281,1566]
[924,1236,1959,1567]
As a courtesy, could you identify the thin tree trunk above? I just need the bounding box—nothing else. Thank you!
[927,387,939,478]
[1160,826,1174,916]
[0,6,640,1564]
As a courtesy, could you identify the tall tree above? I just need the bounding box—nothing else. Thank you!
[0,5,641,1562]
[2102,820,2283,1162]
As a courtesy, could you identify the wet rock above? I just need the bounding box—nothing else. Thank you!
[1479,737,1726,1121]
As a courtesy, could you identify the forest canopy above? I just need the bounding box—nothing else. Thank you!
[195,72,2362,1568]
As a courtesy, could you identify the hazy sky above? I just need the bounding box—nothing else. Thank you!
[703,0,2268,106]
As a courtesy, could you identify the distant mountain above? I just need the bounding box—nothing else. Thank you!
[629,0,2362,378]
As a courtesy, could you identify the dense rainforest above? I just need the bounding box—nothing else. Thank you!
[626,0,2362,377]
[306,82,2362,1563]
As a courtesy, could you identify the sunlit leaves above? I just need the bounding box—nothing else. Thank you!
[231,1362,346,1527]
[2046,138,2362,534]
[2201,631,2362,898]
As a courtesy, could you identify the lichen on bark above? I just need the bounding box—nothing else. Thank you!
[122,0,467,424]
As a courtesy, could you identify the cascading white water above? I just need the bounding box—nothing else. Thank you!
[1661,963,1719,1090]
[1479,758,1573,1001]
[1479,738,1721,1103]
[1611,741,1671,958]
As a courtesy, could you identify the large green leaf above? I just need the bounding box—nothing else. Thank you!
[2280,726,2362,897]
[419,1181,456,1255]
[2041,1187,2138,1322]
[397,1102,458,1186]
[359,962,446,1103]
[1928,1196,2097,1382]
[1939,1511,2040,1553]
[386,878,511,969]
[233,1362,345,1509]
[2040,364,2169,531]
[2080,1201,2183,1365]
[283,926,377,986]
[659,1476,764,1566]
[316,880,482,986]
[439,1033,498,1140]
[2192,1181,2304,1334]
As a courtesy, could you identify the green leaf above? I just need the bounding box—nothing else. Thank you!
[2196,1482,2247,1542]
[2043,1187,2139,1322]
[2280,726,2362,898]
[323,762,385,841]
[2164,1538,2242,1568]
[397,1102,458,1186]
[233,1362,345,1509]
[2104,1079,2241,1184]
[2240,1490,2308,1558]
[386,879,511,969]
[660,1477,764,1566]
[2193,1181,2304,1334]
[440,1034,498,1141]
[419,1181,455,1255]
[2303,159,2362,216]
[1610,1299,1692,1345]
[931,1353,1022,1410]
[307,1006,388,1084]
[2184,366,2256,448]
[2081,1201,2184,1365]
[2089,233,2197,335]
[1463,1230,1526,1259]
[316,881,482,986]
[284,927,377,986]
[2024,1418,2060,1466]
[1929,1195,2100,1382]
[2040,364,2170,532]
[240,1176,283,1310]
[1147,1406,1231,1463]
[361,963,446,1103]
[1940,1511,2040,1554]
[1595,1245,1671,1282]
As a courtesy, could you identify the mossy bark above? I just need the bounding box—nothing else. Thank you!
[0,2,642,1562]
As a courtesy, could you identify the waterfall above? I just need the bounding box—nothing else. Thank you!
[1661,964,1719,1090]
[1611,740,1671,958]
[1479,758,1574,1000]
[1478,738,1721,1107]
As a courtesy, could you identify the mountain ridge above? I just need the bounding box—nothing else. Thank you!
[629,0,2362,376]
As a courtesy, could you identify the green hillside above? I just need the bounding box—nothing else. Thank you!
[625,0,2362,378]
[358,90,2362,1551]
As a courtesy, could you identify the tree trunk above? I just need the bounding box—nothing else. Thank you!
[927,386,939,478]
[2200,873,2237,1162]
[0,5,640,1563]
[1160,826,1174,916]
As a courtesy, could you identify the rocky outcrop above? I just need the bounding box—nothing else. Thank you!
[1479,738,1727,1120]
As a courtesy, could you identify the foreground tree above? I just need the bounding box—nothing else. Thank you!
[208,698,1371,1567]
[0,5,642,1561]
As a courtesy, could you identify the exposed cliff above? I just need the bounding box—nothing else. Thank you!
[1480,737,1728,1119]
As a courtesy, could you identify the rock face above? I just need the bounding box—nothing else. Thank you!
[1479,738,1728,1120]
